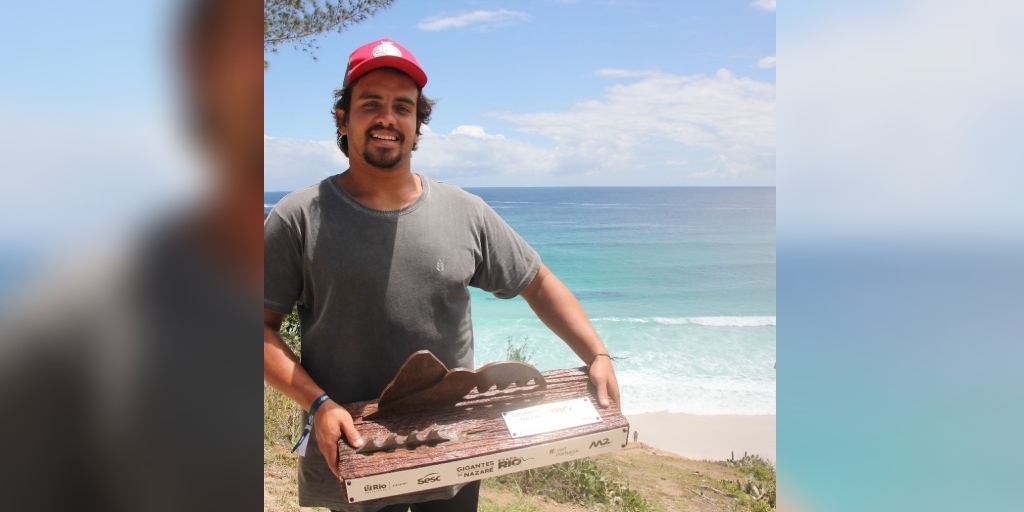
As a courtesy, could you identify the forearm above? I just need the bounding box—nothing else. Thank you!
[521,265,609,364]
[263,323,325,411]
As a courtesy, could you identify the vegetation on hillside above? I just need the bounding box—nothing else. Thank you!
[718,455,777,511]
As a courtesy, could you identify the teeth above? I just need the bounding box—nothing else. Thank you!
[371,134,398,141]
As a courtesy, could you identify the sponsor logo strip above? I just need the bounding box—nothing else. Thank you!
[344,427,627,503]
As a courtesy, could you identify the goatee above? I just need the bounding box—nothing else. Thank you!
[362,147,404,169]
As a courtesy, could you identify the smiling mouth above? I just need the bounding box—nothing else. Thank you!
[369,132,400,142]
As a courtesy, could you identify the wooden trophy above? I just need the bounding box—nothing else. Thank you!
[334,351,630,504]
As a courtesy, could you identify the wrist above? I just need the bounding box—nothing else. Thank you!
[292,393,330,454]
[308,393,330,418]
[588,353,611,367]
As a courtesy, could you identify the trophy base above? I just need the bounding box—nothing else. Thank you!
[336,366,630,504]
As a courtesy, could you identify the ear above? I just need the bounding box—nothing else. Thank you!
[335,108,347,135]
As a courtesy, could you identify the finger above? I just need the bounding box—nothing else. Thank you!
[316,431,341,478]
[591,374,610,408]
[597,386,611,408]
[339,415,364,450]
[609,375,621,406]
[323,442,340,478]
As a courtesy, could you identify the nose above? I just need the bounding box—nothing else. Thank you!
[375,103,398,128]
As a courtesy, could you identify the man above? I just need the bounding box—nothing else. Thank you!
[264,38,620,512]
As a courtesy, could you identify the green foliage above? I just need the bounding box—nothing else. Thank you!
[265,306,303,446]
[279,306,301,355]
[718,455,776,511]
[491,459,660,512]
[504,336,535,363]
[264,0,396,68]
[264,384,303,446]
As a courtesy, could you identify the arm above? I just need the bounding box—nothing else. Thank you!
[519,264,621,408]
[263,309,364,476]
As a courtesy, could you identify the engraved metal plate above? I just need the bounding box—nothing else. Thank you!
[501,397,603,438]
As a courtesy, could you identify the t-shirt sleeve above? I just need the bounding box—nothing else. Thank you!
[469,201,541,299]
[264,210,304,314]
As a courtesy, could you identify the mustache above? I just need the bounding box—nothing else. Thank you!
[366,125,404,142]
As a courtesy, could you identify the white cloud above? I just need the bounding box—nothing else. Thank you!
[264,69,776,187]
[758,55,776,69]
[263,135,347,191]
[752,0,776,12]
[449,125,504,139]
[495,69,775,181]
[414,125,559,179]
[418,9,529,31]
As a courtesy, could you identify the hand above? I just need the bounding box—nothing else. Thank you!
[312,400,364,478]
[588,357,621,408]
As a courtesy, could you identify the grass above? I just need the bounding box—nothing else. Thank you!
[477,495,545,512]
[264,384,303,446]
[488,458,661,512]
[265,306,304,447]
[716,455,777,512]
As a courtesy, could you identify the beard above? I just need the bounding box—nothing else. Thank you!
[362,145,404,169]
[360,127,406,169]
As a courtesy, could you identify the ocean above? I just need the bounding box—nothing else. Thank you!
[265,186,776,416]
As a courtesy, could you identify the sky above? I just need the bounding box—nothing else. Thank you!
[264,0,777,191]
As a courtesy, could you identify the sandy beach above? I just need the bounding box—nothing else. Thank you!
[625,412,776,462]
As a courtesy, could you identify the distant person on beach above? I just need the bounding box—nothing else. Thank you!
[634,430,639,443]
[263,38,621,512]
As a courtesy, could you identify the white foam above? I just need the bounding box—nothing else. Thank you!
[471,315,777,416]
[592,317,650,323]
[687,316,776,327]
[650,317,690,325]
[615,369,776,415]
[621,316,778,327]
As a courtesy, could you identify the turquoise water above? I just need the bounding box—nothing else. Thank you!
[265,186,776,415]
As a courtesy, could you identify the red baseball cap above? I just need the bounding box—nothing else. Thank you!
[343,38,428,88]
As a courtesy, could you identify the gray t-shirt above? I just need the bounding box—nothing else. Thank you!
[264,174,540,511]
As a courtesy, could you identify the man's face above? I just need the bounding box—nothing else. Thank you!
[337,69,419,170]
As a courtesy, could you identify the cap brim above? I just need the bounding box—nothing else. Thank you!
[346,56,427,88]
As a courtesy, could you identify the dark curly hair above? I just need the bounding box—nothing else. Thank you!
[332,67,437,157]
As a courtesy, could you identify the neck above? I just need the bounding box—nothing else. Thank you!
[337,164,422,210]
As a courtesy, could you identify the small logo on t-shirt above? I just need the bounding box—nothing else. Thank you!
[436,259,445,272]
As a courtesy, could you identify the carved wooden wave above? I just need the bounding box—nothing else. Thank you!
[365,350,547,420]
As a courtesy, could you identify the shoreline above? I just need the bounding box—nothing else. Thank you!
[624,412,776,462]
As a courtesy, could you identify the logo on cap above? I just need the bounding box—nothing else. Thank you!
[372,40,402,58]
